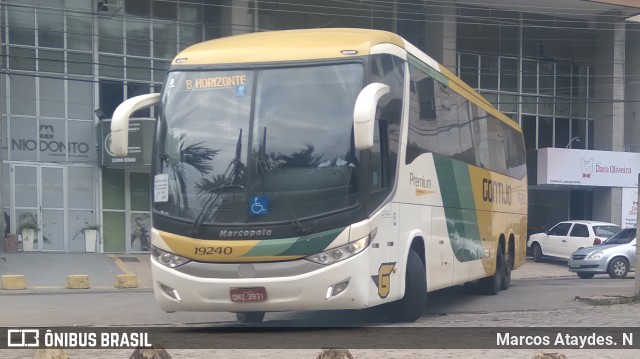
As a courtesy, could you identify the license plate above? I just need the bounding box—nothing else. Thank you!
[230,287,267,303]
[570,261,580,268]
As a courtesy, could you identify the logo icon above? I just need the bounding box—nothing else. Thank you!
[104,133,115,157]
[39,125,54,139]
[249,196,268,215]
[7,329,40,347]
[580,158,593,179]
[236,85,246,97]
[371,262,396,299]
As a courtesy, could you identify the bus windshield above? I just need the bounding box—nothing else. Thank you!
[154,63,363,228]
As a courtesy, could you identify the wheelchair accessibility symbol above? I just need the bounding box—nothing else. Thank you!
[250,196,268,215]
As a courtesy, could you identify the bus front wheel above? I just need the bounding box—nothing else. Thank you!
[389,249,427,322]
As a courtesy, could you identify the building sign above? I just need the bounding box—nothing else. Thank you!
[4,118,94,162]
[99,119,154,167]
[537,148,640,188]
[621,187,638,228]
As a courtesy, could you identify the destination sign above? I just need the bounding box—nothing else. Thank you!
[185,75,246,90]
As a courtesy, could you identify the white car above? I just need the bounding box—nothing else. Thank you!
[528,221,620,262]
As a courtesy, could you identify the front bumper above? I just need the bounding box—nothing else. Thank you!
[151,248,372,313]
[567,257,608,274]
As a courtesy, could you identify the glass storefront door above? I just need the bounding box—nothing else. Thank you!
[128,172,151,252]
[10,163,95,252]
[41,166,65,251]
[11,164,66,251]
[102,168,151,253]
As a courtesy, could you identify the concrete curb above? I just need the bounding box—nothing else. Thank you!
[1,274,26,290]
[574,295,639,306]
[1,273,139,291]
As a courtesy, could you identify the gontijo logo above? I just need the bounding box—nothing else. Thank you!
[482,178,511,205]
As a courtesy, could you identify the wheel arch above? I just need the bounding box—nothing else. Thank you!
[607,255,630,267]
[495,234,506,275]
[399,231,426,296]
[507,233,515,269]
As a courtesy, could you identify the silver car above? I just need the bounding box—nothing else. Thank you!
[568,228,637,279]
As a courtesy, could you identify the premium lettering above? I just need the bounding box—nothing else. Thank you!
[409,173,432,188]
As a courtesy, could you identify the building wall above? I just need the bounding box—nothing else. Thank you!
[625,22,640,151]
[0,0,228,252]
[2,0,638,251]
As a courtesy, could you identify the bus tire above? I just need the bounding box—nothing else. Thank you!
[481,249,504,295]
[501,246,512,290]
[389,249,426,322]
[235,311,265,324]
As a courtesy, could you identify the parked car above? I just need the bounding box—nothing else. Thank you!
[568,227,637,279]
[527,220,620,262]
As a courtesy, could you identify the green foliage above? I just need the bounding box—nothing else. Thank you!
[18,220,40,233]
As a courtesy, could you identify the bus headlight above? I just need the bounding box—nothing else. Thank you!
[305,235,370,265]
[152,246,191,268]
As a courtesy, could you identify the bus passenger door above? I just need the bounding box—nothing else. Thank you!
[425,206,454,290]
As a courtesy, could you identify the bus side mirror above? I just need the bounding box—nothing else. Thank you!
[353,83,389,150]
[111,93,161,156]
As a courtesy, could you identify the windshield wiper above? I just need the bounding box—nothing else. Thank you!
[190,183,245,235]
[190,129,245,235]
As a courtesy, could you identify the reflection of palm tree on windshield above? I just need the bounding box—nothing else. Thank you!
[269,143,324,168]
[191,129,246,234]
[163,131,218,215]
[195,129,245,198]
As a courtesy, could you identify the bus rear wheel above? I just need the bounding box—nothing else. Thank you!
[389,249,427,322]
[501,246,512,290]
[481,249,505,295]
[235,312,265,324]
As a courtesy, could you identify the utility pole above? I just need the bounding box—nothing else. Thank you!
[636,174,640,298]
[0,23,5,248]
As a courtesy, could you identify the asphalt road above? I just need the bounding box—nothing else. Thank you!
[1,269,638,359]
[0,275,635,327]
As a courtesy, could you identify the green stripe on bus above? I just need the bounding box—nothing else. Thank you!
[241,226,347,258]
[433,154,482,262]
[244,237,302,257]
[277,226,347,256]
[408,55,449,85]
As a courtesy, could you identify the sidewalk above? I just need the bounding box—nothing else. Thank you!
[0,252,152,291]
[0,252,631,292]
[513,257,576,279]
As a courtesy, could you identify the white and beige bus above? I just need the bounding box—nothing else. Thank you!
[111,28,527,323]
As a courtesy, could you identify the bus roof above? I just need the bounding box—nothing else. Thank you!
[172,28,405,66]
[171,28,521,133]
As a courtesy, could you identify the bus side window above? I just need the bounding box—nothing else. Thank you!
[370,119,386,192]
[416,78,436,120]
